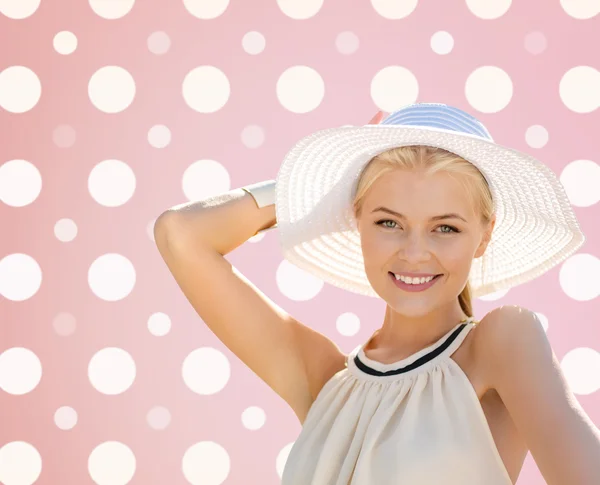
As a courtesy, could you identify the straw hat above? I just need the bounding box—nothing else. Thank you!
[274,103,586,298]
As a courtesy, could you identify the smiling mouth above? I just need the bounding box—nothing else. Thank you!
[389,272,442,281]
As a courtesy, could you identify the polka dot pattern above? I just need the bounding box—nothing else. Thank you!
[182,348,231,395]
[560,159,600,207]
[88,0,135,19]
[465,66,513,113]
[560,66,600,113]
[276,66,325,113]
[0,160,42,207]
[1,3,598,485]
[182,66,230,113]
[53,31,78,55]
[276,259,324,301]
[147,31,171,55]
[371,66,419,112]
[466,0,512,19]
[0,66,42,113]
[88,347,136,395]
[88,442,136,485]
[430,31,454,55]
[242,31,266,55]
[0,0,40,19]
[335,32,360,55]
[88,66,136,113]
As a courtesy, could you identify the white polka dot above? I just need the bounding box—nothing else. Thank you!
[183,0,229,19]
[147,406,171,430]
[335,31,359,55]
[276,66,324,114]
[242,31,265,55]
[560,66,600,113]
[560,0,600,19]
[182,159,230,201]
[277,0,323,19]
[0,0,40,19]
[465,66,513,113]
[560,159,600,207]
[477,288,510,301]
[55,218,78,242]
[0,442,42,485]
[0,160,42,207]
[276,259,324,301]
[525,124,549,148]
[54,406,78,430]
[53,31,78,55]
[88,159,136,207]
[0,254,42,301]
[336,312,360,337]
[430,31,454,55]
[53,312,77,336]
[559,253,600,301]
[276,442,294,478]
[88,441,136,485]
[88,66,136,113]
[88,0,135,19]
[0,66,41,113]
[88,348,136,395]
[88,253,136,301]
[183,348,230,395]
[148,124,171,148]
[241,406,266,430]
[148,312,171,336]
[147,31,171,55]
[182,66,230,113]
[53,124,76,147]
[370,66,419,113]
[182,442,230,485]
[466,0,512,18]
[0,348,42,395]
[561,347,600,395]
[241,125,265,148]
[524,31,547,55]
[535,312,549,332]
[370,0,418,18]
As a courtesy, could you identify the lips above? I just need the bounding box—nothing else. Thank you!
[389,272,442,292]
[389,272,442,280]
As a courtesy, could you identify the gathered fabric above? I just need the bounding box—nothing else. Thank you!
[281,320,513,485]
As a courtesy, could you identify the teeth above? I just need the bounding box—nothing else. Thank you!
[394,274,436,284]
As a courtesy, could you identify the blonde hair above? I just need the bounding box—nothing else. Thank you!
[352,145,495,317]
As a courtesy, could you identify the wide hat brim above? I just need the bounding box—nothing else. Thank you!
[274,124,586,298]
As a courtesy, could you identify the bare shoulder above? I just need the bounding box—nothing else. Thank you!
[474,304,546,390]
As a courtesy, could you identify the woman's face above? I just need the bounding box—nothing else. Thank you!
[356,169,495,316]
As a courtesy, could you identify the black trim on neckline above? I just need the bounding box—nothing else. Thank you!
[354,323,468,376]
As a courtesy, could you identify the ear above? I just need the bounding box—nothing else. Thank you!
[474,213,496,258]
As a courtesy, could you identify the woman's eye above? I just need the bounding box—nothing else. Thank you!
[375,220,460,233]
[437,224,460,233]
[376,219,397,229]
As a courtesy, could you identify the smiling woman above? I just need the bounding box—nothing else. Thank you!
[156,102,596,485]
[352,144,496,319]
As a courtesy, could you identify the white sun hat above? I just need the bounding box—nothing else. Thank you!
[274,102,586,298]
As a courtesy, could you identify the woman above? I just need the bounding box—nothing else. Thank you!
[154,103,600,484]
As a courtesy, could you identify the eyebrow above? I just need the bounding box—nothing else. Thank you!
[371,206,468,223]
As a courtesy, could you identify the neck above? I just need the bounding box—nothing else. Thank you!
[371,304,470,354]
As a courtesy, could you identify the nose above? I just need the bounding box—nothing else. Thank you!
[400,232,432,264]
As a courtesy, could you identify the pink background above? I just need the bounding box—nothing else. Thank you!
[1,1,599,484]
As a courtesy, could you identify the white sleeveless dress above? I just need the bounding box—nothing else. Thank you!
[281,318,514,485]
